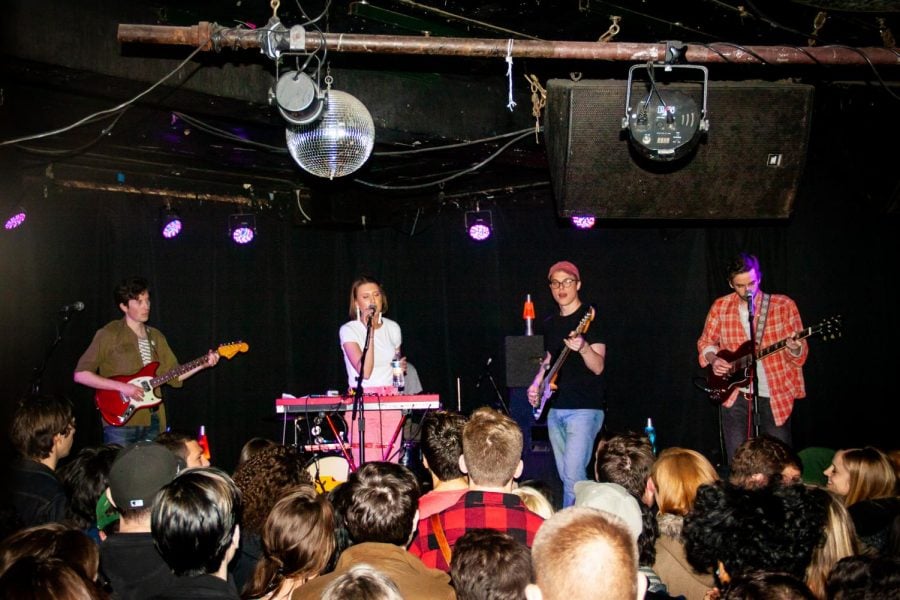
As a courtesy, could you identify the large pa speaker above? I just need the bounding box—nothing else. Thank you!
[544,79,815,219]
[504,335,545,388]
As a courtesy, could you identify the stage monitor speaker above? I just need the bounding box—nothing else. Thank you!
[504,335,545,388]
[544,79,815,219]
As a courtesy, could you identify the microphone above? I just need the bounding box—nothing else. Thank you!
[367,304,376,315]
[59,301,85,313]
[475,357,492,389]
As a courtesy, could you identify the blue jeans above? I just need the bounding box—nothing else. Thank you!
[548,408,605,507]
[103,412,160,445]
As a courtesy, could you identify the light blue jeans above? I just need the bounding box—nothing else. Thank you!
[547,408,605,507]
[102,412,160,446]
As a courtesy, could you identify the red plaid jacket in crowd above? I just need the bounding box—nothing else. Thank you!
[697,291,808,425]
[408,490,545,572]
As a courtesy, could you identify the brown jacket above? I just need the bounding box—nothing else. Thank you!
[653,515,715,600]
[293,542,455,600]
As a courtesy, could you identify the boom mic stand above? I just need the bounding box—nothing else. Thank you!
[28,306,80,398]
[475,358,510,415]
[747,292,760,439]
[351,309,375,466]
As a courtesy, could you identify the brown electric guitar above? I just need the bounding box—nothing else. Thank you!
[532,307,596,422]
[705,316,840,404]
[95,341,248,426]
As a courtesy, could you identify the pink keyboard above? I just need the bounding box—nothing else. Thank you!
[276,394,440,414]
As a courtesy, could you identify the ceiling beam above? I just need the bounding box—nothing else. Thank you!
[117,22,900,66]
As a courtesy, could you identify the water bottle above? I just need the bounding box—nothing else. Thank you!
[391,351,405,393]
[644,418,657,455]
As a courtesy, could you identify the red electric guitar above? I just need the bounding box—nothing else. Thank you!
[95,341,248,426]
[532,307,595,422]
[705,315,840,404]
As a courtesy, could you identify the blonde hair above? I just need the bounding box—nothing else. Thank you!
[805,487,858,600]
[840,447,897,506]
[462,407,523,487]
[348,276,388,319]
[513,486,554,519]
[651,447,719,516]
[532,507,637,600]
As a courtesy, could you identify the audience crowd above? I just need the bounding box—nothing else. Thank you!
[3,397,899,600]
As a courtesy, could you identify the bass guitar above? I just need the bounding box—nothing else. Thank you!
[532,307,595,421]
[705,315,840,404]
[95,341,249,426]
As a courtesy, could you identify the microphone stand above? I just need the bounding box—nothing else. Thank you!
[28,308,78,398]
[476,361,510,416]
[747,292,760,439]
[352,311,374,466]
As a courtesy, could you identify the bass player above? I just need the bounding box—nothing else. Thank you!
[74,276,218,444]
[697,253,807,464]
[527,260,607,508]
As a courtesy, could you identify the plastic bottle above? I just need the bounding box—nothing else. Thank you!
[391,351,405,393]
[644,418,657,455]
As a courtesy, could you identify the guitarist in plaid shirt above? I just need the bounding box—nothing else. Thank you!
[697,253,807,464]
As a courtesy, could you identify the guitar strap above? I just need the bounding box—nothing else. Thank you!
[754,293,771,344]
[430,514,452,566]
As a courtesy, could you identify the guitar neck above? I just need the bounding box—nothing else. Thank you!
[757,325,815,360]
[148,355,208,389]
[545,347,572,381]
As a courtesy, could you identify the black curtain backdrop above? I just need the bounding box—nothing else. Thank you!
[2,91,898,473]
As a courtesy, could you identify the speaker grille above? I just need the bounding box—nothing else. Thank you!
[545,80,815,219]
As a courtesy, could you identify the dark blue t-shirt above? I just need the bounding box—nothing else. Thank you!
[540,304,607,410]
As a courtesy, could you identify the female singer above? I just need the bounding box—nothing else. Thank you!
[339,276,404,390]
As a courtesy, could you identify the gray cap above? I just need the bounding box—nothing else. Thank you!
[573,480,643,541]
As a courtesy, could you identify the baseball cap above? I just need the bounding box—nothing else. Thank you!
[108,441,182,510]
[547,261,580,280]
[573,481,643,541]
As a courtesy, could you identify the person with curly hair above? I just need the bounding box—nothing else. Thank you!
[230,445,312,591]
[682,481,828,593]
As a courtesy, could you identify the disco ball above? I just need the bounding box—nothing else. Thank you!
[285,90,375,179]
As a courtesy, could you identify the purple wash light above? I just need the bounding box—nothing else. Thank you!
[231,226,255,244]
[161,218,182,239]
[5,211,26,230]
[468,221,491,241]
[571,215,596,229]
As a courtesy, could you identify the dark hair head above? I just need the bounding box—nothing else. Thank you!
[243,486,335,598]
[593,432,654,499]
[9,396,74,459]
[232,444,311,534]
[0,556,106,600]
[825,554,900,600]
[238,437,278,466]
[730,435,802,488]
[114,276,149,307]
[421,411,466,482]
[57,444,121,529]
[683,481,828,581]
[722,571,816,600]
[343,462,419,545]
[727,253,762,283]
[321,563,403,600]
[154,431,194,462]
[0,523,99,582]
[450,529,534,600]
[151,468,242,577]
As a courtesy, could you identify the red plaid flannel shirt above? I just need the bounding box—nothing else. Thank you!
[408,490,544,572]
[697,291,807,425]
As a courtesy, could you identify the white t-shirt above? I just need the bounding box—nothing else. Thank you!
[339,316,402,389]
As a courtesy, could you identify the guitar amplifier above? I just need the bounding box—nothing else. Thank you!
[504,335,545,388]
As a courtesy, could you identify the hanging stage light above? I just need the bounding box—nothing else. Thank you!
[285,89,375,179]
[465,210,493,241]
[4,206,27,230]
[160,204,182,239]
[570,214,596,229]
[274,70,325,126]
[622,62,709,162]
[229,214,256,245]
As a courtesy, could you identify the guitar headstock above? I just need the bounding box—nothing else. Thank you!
[577,306,596,333]
[218,341,250,359]
[815,315,842,341]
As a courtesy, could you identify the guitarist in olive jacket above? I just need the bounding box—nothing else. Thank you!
[74,276,218,445]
